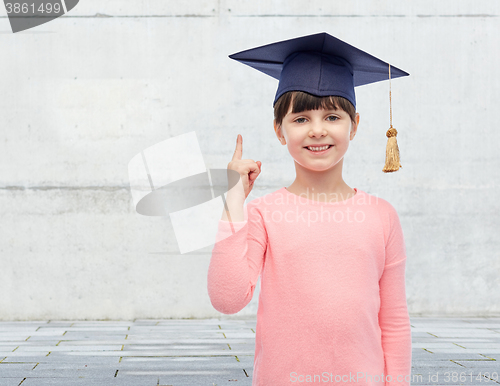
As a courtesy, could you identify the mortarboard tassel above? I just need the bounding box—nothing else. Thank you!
[383,64,402,173]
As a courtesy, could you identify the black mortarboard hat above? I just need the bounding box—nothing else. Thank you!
[229,32,408,109]
[228,32,409,173]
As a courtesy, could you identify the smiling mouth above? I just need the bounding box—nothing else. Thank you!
[304,145,333,152]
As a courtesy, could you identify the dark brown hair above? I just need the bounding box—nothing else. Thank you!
[274,91,356,127]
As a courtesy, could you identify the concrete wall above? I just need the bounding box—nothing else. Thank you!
[1,1,499,320]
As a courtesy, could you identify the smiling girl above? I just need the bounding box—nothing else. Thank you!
[207,32,412,386]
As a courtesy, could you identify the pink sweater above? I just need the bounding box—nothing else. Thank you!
[208,187,412,385]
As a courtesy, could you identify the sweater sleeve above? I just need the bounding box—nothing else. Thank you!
[378,204,412,385]
[207,201,267,314]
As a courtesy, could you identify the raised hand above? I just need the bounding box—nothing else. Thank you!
[227,134,262,202]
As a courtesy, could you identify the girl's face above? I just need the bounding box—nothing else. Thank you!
[275,105,360,172]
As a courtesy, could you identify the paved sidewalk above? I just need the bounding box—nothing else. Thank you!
[0,317,499,386]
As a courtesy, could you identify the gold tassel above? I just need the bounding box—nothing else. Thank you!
[382,63,402,173]
[382,126,402,173]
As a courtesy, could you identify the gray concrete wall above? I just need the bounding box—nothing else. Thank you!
[0,1,499,320]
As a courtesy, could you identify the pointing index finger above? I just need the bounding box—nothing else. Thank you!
[232,134,243,161]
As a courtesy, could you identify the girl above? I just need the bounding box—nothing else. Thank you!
[207,32,411,386]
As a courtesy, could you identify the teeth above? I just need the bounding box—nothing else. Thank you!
[307,145,330,151]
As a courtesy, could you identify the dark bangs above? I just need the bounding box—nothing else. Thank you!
[274,91,356,126]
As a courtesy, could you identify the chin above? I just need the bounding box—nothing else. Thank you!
[295,160,342,171]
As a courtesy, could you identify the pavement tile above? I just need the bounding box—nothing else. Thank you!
[453,360,500,368]
[428,348,500,353]
[54,349,252,356]
[0,335,32,341]
[0,327,38,332]
[58,333,128,340]
[220,332,257,339]
[0,352,50,357]
[20,377,160,386]
[122,343,230,350]
[0,363,38,378]
[0,341,60,347]
[57,340,128,345]
[69,322,132,326]
[15,345,123,352]
[64,327,130,332]
[0,347,18,352]
[21,336,67,342]
[121,338,250,344]
[0,378,25,386]
[42,322,74,326]
[457,342,500,348]
[478,353,500,360]
[1,355,120,364]
[116,356,250,372]
[29,368,116,378]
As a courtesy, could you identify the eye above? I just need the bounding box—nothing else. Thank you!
[294,117,307,123]
[327,115,339,122]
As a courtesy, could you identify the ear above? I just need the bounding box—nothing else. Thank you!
[350,113,360,140]
[274,120,286,145]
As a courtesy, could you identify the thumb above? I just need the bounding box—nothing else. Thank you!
[249,161,262,183]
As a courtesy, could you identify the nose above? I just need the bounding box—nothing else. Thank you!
[309,119,327,137]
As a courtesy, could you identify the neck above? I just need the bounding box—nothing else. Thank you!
[288,158,354,201]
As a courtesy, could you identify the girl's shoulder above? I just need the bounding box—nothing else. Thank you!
[352,190,403,234]
[365,192,404,242]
